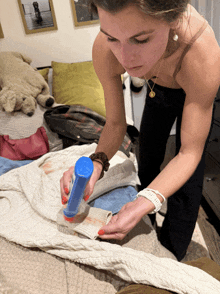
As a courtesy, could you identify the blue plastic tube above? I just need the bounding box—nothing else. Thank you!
[63,156,94,221]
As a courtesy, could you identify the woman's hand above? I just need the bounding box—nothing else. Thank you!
[60,161,103,204]
[98,197,154,240]
[84,161,103,199]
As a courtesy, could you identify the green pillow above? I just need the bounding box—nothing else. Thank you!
[38,68,49,83]
[51,61,106,117]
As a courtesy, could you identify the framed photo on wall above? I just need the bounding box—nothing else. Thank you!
[71,0,99,27]
[17,0,58,34]
[0,23,4,38]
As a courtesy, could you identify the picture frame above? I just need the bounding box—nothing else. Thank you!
[17,0,58,34]
[0,23,4,39]
[71,0,99,27]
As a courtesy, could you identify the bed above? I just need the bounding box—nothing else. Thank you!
[0,59,219,294]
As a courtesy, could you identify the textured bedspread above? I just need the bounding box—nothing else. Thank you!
[0,143,220,294]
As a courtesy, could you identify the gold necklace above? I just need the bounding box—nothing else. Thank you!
[145,26,181,98]
[146,79,157,98]
[145,58,164,98]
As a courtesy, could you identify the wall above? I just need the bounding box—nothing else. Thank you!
[0,0,100,67]
[191,0,220,44]
[0,1,219,68]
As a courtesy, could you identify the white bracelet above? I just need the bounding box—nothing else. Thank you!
[145,188,166,203]
[136,189,166,214]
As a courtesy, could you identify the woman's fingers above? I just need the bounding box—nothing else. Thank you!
[98,226,125,240]
[83,162,102,201]
[97,200,148,240]
[60,164,97,205]
[97,215,127,240]
[60,166,74,204]
[83,180,93,201]
[60,160,103,207]
[98,232,124,240]
[63,166,74,192]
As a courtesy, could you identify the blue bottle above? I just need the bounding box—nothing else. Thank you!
[63,156,94,221]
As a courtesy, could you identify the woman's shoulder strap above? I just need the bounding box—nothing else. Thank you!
[173,20,209,80]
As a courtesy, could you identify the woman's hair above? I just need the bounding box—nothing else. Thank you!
[88,0,190,23]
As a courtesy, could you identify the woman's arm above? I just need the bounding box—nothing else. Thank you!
[99,35,220,240]
[60,32,127,198]
[149,34,220,201]
[92,32,127,160]
[83,32,128,195]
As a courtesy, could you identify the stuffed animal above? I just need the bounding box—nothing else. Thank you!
[0,51,54,116]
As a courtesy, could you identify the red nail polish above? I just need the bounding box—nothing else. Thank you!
[98,230,105,235]
[62,196,68,205]
[64,188,69,194]
[84,195,90,201]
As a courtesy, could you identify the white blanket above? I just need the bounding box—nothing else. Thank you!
[0,143,219,294]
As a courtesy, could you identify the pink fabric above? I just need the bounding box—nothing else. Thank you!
[0,127,49,160]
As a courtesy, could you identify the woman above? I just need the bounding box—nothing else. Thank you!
[60,0,220,261]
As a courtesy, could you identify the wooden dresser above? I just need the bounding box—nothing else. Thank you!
[203,92,220,220]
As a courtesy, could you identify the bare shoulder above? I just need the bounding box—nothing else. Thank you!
[176,25,220,103]
[92,32,127,123]
[92,32,125,82]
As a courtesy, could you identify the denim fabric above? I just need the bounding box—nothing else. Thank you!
[0,157,33,176]
[89,186,137,215]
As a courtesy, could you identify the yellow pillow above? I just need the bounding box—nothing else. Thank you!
[51,61,106,117]
[38,68,49,83]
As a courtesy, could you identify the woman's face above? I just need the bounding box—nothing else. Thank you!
[98,5,172,77]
